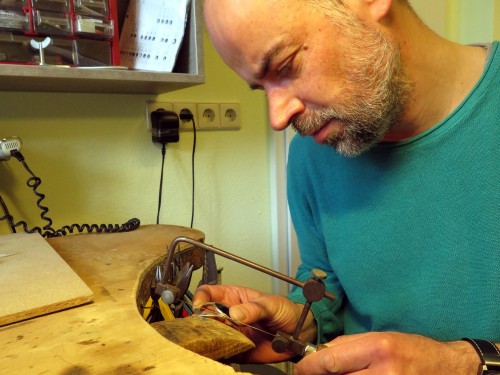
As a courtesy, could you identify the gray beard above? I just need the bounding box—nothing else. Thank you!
[291,104,394,157]
[291,14,412,157]
[291,67,410,157]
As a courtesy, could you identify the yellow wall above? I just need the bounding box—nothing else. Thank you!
[0,31,273,292]
[412,0,498,43]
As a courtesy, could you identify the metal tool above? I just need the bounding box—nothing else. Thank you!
[192,277,328,357]
[155,236,335,358]
[159,262,193,305]
[194,301,231,318]
[155,236,335,301]
[193,301,275,338]
[271,269,329,356]
[144,265,177,322]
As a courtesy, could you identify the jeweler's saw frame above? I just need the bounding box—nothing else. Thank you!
[154,236,335,358]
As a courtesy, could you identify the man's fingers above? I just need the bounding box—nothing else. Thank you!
[192,285,295,330]
[192,285,225,306]
[192,285,266,309]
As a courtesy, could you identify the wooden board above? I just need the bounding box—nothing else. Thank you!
[0,232,94,327]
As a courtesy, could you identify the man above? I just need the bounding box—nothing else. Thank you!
[194,0,499,374]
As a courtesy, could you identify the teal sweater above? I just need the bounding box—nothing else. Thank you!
[287,42,500,344]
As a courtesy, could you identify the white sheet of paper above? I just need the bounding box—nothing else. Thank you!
[119,0,190,72]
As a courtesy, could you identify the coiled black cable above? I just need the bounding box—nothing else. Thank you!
[0,150,140,238]
[18,152,55,235]
[0,194,16,233]
[49,218,141,237]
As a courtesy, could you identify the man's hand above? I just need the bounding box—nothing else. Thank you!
[294,332,481,375]
[193,285,317,363]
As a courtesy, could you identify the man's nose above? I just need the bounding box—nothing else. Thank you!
[266,86,305,131]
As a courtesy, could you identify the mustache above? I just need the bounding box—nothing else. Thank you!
[290,107,342,135]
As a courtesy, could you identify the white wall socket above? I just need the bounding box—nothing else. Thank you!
[197,103,220,129]
[220,103,241,129]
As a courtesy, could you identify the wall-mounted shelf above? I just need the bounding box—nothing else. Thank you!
[0,0,204,94]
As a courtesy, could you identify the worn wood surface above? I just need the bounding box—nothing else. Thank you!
[151,315,255,360]
[0,232,93,327]
[0,225,248,374]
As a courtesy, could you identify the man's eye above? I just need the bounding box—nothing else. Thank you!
[276,60,293,78]
[249,83,264,91]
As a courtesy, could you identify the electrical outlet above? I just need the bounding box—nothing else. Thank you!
[146,101,241,132]
[220,103,241,129]
[197,103,220,129]
[173,102,198,131]
[145,101,173,131]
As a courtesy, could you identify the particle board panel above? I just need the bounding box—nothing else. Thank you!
[0,232,93,327]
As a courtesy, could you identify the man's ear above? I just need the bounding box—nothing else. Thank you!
[366,0,393,22]
[344,0,393,24]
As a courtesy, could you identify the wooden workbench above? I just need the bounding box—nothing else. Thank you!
[0,225,245,374]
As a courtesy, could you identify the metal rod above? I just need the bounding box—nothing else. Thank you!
[160,236,335,300]
[293,300,312,340]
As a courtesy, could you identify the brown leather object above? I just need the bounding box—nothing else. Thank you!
[151,315,255,360]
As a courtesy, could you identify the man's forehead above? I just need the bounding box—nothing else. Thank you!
[204,0,268,23]
[204,0,285,14]
[204,0,294,73]
[203,0,299,37]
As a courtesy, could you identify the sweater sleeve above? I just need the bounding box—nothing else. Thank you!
[286,136,345,344]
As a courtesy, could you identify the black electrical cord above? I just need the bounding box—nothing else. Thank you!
[153,114,195,228]
[156,143,166,225]
[11,149,55,236]
[53,219,140,237]
[0,149,140,238]
[190,117,197,228]
[0,193,16,233]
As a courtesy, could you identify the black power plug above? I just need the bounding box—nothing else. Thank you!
[179,109,194,122]
[151,109,179,144]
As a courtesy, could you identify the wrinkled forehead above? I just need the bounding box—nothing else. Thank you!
[204,0,293,80]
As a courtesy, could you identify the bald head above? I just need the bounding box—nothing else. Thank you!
[203,0,302,83]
